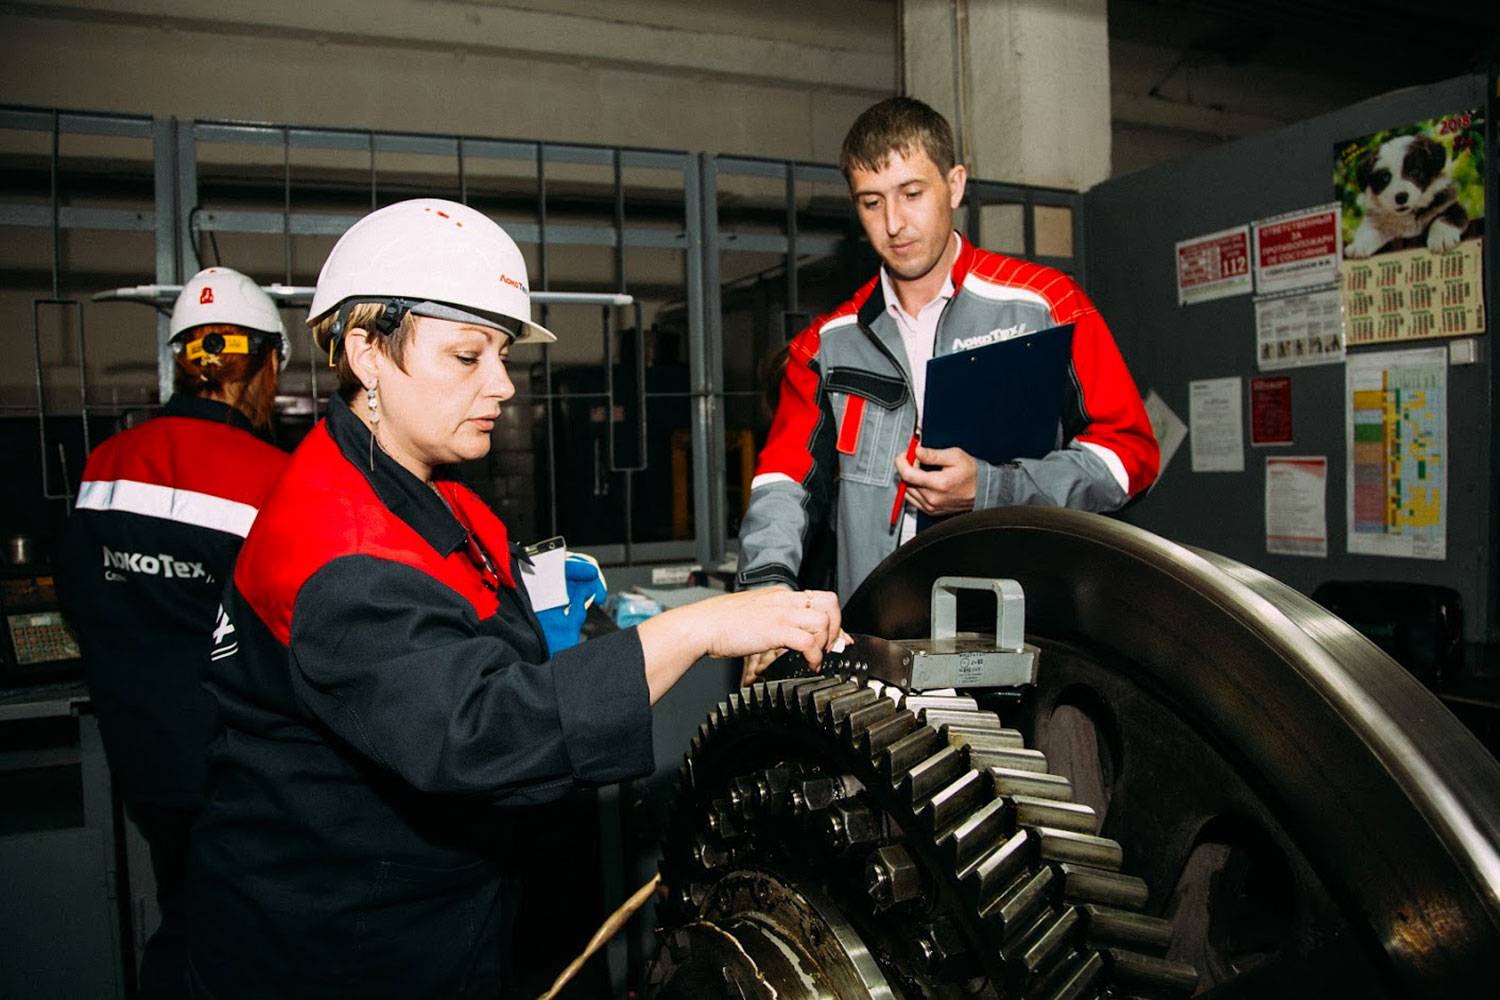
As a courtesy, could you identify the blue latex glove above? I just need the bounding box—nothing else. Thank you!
[536,553,608,654]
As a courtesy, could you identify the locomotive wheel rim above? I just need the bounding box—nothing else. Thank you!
[843,506,1500,993]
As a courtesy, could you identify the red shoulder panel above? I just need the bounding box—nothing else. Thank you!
[82,416,288,507]
[963,249,1084,317]
[754,281,875,483]
[233,422,503,645]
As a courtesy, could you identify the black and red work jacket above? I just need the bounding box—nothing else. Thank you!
[57,394,288,807]
[186,394,652,998]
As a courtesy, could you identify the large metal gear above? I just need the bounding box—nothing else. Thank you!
[652,672,1197,998]
[650,508,1500,997]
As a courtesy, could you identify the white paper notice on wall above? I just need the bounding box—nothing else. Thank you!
[1189,376,1245,473]
[1265,456,1328,557]
[1142,389,1188,479]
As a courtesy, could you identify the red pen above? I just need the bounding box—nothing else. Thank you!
[891,431,919,527]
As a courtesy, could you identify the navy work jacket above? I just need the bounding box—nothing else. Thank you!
[187,395,652,998]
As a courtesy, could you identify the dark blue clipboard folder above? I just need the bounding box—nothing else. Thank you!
[917,321,1074,534]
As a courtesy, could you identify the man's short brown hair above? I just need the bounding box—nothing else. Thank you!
[839,96,957,181]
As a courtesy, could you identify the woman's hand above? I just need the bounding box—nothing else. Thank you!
[703,588,844,664]
[637,588,848,704]
[740,647,786,686]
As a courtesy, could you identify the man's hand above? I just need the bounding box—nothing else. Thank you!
[895,444,977,515]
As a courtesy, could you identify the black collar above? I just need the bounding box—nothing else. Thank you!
[324,394,468,558]
[857,278,887,331]
[164,394,259,435]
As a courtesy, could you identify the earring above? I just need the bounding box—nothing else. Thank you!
[367,383,379,471]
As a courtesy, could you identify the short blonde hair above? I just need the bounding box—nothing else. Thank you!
[309,302,419,401]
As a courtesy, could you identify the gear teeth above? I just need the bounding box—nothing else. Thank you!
[881,727,940,781]
[943,796,1009,874]
[946,725,1025,751]
[1013,906,1083,982]
[971,745,1050,773]
[980,865,1054,938]
[900,745,965,806]
[662,661,1194,997]
[922,707,1001,730]
[792,676,849,715]
[823,686,879,728]
[991,766,1073,801]
[1028,947,1105,1000]
[840,698,898,742]
[1102,948,1199,995]
[1036,828,1125,870]
[1079,904,1174,955]
[770,676,828,712]
[963,827,1036,905]
[1056,863,1149,909]
[804,679,859,718]
[922,768,987,834]
[1013,795,1099,835]
[899,693,979,714]
[858,710,917,757]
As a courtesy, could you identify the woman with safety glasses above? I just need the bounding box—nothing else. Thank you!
[58,268,289,999]
[184,199,845,998]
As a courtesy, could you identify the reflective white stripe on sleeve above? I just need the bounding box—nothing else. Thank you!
[1076,441,1130,493]
[76,479,259,538]
[749,472,796,492]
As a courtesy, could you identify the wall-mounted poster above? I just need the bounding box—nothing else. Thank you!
[1250,375,1293,446]
[1253,204,1342,295]
[1335,108,1484,261]
[1255,287,1345,369]
[1345,346,1447,560]
[1175,225,1252,305]
[1334,109,1486,344]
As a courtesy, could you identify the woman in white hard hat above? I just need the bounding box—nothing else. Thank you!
[184,199,845,999]
[57,267,289,999]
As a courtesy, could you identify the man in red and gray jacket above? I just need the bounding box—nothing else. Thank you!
[738,97,1158,676]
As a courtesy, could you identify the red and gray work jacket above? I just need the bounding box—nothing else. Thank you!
[737,235,1160,600]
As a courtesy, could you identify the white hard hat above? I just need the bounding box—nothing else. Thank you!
[170,267,289,358]
[307,198,555,347]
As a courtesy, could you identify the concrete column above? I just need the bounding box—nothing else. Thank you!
[903,0,1112,192]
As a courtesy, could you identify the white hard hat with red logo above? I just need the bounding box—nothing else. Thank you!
[169,267,289,358]
[307,198,555,349]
